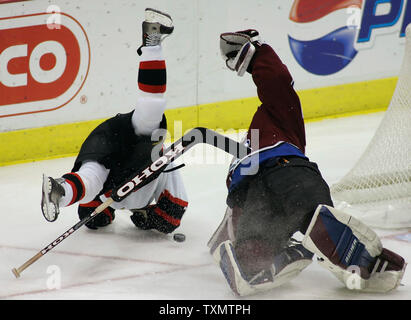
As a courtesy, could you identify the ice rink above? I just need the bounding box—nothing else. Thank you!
[1,111,410,300]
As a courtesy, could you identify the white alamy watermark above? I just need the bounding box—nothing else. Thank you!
[47,5,62,30]
[46,265,61,290]
[346,5,362,29]
[345,265,363,290]
[149,121,261,176]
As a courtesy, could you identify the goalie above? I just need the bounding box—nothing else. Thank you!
[41,8,188,235]
[209,29,407,296]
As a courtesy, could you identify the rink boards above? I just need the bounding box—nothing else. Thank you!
[0,0,408,165]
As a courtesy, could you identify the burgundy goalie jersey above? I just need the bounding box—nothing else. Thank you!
[228,44,307,192]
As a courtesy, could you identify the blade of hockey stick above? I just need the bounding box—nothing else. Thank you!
[12,127,251,278]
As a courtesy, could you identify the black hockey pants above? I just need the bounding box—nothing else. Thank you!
[231,156,334,257]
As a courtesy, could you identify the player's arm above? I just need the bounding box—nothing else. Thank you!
[250,44,296,107]
[130,163,188,234]
[220,30,294,106]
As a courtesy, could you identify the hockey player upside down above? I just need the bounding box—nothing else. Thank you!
[41,8,188,235]
[41,8,407,296]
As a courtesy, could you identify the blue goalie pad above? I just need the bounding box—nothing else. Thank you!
[306,205,376,273]
[303,205,407,292]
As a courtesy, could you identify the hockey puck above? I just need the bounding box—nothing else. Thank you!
[173,233,186,242]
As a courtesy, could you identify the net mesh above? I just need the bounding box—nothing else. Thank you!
[330,25,411,229]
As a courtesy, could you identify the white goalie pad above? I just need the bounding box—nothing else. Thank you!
[302,205,407,293]
[207,206,236,255]
[213,240,312,297]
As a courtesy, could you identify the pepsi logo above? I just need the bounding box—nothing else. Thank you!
[288,0,411,76]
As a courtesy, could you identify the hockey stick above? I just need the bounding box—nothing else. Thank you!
[12,197,114,278]
[12,127,251,278]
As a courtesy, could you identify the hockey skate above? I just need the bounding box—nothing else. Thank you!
[41,174,65,222]
[137,8,174,55]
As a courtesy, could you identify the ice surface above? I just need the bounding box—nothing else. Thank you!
[0,112,410,300]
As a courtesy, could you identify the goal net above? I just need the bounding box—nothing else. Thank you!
[330,24,411,229]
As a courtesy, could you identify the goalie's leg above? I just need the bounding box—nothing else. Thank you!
[212,162,331,296]
[302,205,407,292]
[213,237,313,296]
[207,206,243,255]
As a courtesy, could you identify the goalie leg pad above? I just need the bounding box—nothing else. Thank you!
[207,207,234,255]
[213,240,251,296]
[302,205,407,292]
[213,240,313,296]
[207,206,242,255]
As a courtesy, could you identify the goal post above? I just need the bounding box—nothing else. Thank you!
[330,24,411,229]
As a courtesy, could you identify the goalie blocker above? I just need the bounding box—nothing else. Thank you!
[302,205,407,293]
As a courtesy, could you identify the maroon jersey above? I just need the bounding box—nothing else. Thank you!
[227,44,307,192]
[247,44,306,153]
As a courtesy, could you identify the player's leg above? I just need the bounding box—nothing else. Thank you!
[213,237,313,296]
[302,204,407,292]
[133,42,167,136]
[137,8,173,56]
[41,161,109,222]
[235,160,331,264]
[208,206,243,255]
[213,158,333,296]
[212,170,308,296]
[132,8,174,136]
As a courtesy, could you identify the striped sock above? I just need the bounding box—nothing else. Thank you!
[138,45,166,94]
[62,173,86,206]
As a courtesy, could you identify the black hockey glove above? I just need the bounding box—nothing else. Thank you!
[130,207,154,230]
[78,197,115,230]
[130,205,178,234]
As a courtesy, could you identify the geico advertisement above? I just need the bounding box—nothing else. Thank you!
[0,10,90,118]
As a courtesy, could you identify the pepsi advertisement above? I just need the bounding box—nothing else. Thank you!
[286,0,409,78]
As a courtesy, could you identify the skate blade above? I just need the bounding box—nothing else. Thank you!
[41,174,57,222]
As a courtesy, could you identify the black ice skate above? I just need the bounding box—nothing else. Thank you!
[137,8,174,55]
[41,174,65,222]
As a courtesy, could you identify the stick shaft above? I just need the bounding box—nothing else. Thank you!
[12,198,114,278]
[13,127,250,277]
